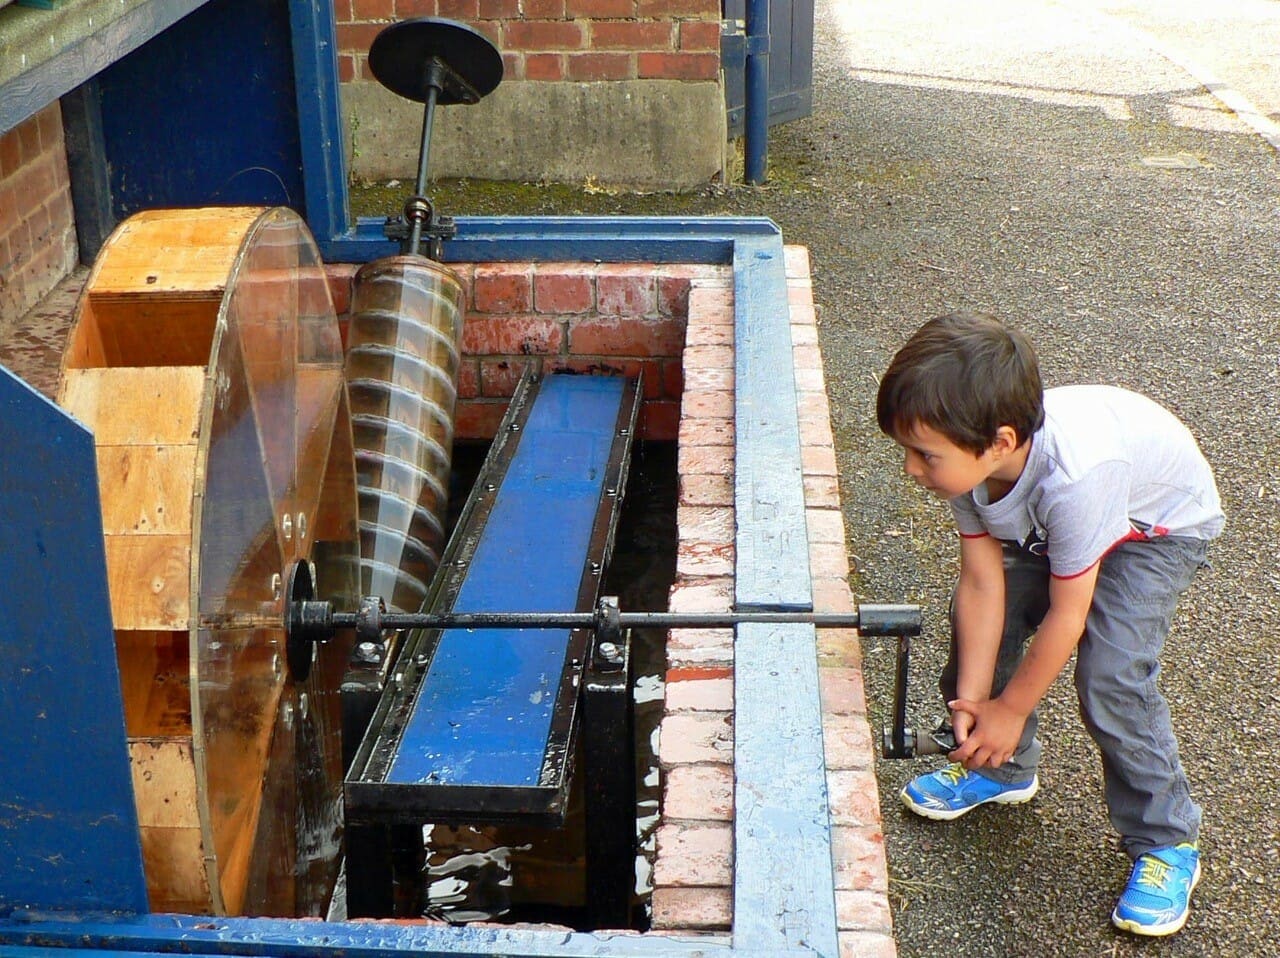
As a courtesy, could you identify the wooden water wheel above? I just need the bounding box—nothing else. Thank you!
[57,207,359,916]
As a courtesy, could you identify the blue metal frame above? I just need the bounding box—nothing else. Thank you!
[0,368,149,916]
[0,216,839,957]
[289,0,351,240]
[290,216,835,958]
[0,0,843,952]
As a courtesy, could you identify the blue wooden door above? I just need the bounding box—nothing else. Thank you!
[722,0,814,136]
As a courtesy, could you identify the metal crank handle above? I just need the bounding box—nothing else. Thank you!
[882,724,957,758]
[880,630,958,759]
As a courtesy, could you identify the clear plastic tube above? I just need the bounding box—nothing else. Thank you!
[344,256,465,613]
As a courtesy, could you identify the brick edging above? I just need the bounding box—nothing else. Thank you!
[652,247,895,956]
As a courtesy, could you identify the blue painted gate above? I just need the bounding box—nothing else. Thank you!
[722,0,815,137]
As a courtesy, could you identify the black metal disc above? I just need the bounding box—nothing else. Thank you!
[368,18,503,105]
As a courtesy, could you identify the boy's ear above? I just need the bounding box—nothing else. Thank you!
[991,425,1020,456]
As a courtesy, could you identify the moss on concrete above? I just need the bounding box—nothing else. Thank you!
[348,135,822,221]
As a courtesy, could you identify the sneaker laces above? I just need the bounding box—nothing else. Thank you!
[1135,856,1172,892]
[939,763,969,786]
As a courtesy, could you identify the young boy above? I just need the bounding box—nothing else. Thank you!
[876,312,1223,937]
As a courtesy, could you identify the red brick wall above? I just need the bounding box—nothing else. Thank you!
[0,104,79,328]
[334,0,721,84]
[330,260,725,441]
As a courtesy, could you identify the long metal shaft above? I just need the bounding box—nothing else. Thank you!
[327,604,920,637]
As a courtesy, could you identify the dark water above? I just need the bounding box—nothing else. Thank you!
[412,440,677,929]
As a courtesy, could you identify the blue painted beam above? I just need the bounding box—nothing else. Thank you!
[318,215,782,265]
[0,911,821,957]
[0,366,148,915]
[729,229,833,955]
[732,234,813,611]
[0,0,216,137]
[289,0,349,240]
[733,623,837,951]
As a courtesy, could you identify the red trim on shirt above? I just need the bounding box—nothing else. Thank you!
[1050,561,1100,581]
[1050,524,1170,579]
[958,531,990,539]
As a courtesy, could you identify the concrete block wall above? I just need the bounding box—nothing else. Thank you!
[335,0,728,187]
[0,103,79,332]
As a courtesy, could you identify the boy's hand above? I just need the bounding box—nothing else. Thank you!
[950,708,976,745]
[946,696,1027,769]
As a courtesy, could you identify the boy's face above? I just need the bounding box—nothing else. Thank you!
[894,422,1005,500]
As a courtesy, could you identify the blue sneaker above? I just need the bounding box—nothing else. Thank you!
[1112,842,1201,937]
[899,763,1039,821]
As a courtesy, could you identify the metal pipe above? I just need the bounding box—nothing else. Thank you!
[407,62,443,256]
[744,0,770,184]
[325,603,920,635]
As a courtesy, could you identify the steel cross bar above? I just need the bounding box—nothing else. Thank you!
[285,592,921,661]
[334,603,918,634]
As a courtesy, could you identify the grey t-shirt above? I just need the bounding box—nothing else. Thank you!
[949,385,1225,578]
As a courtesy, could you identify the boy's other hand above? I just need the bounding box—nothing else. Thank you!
[947,696,1027,769]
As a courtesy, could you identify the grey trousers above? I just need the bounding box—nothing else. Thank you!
[939,536,1207,859]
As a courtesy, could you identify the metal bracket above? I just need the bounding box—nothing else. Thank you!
[582,595,634,928]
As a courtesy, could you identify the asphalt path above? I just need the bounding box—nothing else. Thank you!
[797,2,1280,955]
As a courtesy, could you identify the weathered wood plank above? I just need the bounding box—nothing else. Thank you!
[78,296,222,367]
[59,366,204,443]
[104,535,191,630]
[733,622,838,954]
[137,825,211,913]
[129,738,200,829]
[732,234,812,611]
[97,444,196,535]
[116,631,191,738]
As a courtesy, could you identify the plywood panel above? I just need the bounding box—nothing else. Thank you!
[129,739,200,829]
[79,296,221,367]
[60,367,204,444]
[94,207,263,296]
[97,445,197,536]
[116,631,191,738]
[138,825,211,913]
[104,535,191,630]
[97,445,197,535]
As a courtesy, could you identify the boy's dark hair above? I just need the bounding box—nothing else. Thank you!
[876,311,1044,455]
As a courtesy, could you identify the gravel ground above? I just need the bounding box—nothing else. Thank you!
[368,2,1280,952]
[787,3,1280,955]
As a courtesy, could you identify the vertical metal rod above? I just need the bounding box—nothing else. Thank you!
[892,634,911,758]
[408,61,443,256]
[744,0,770,184]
